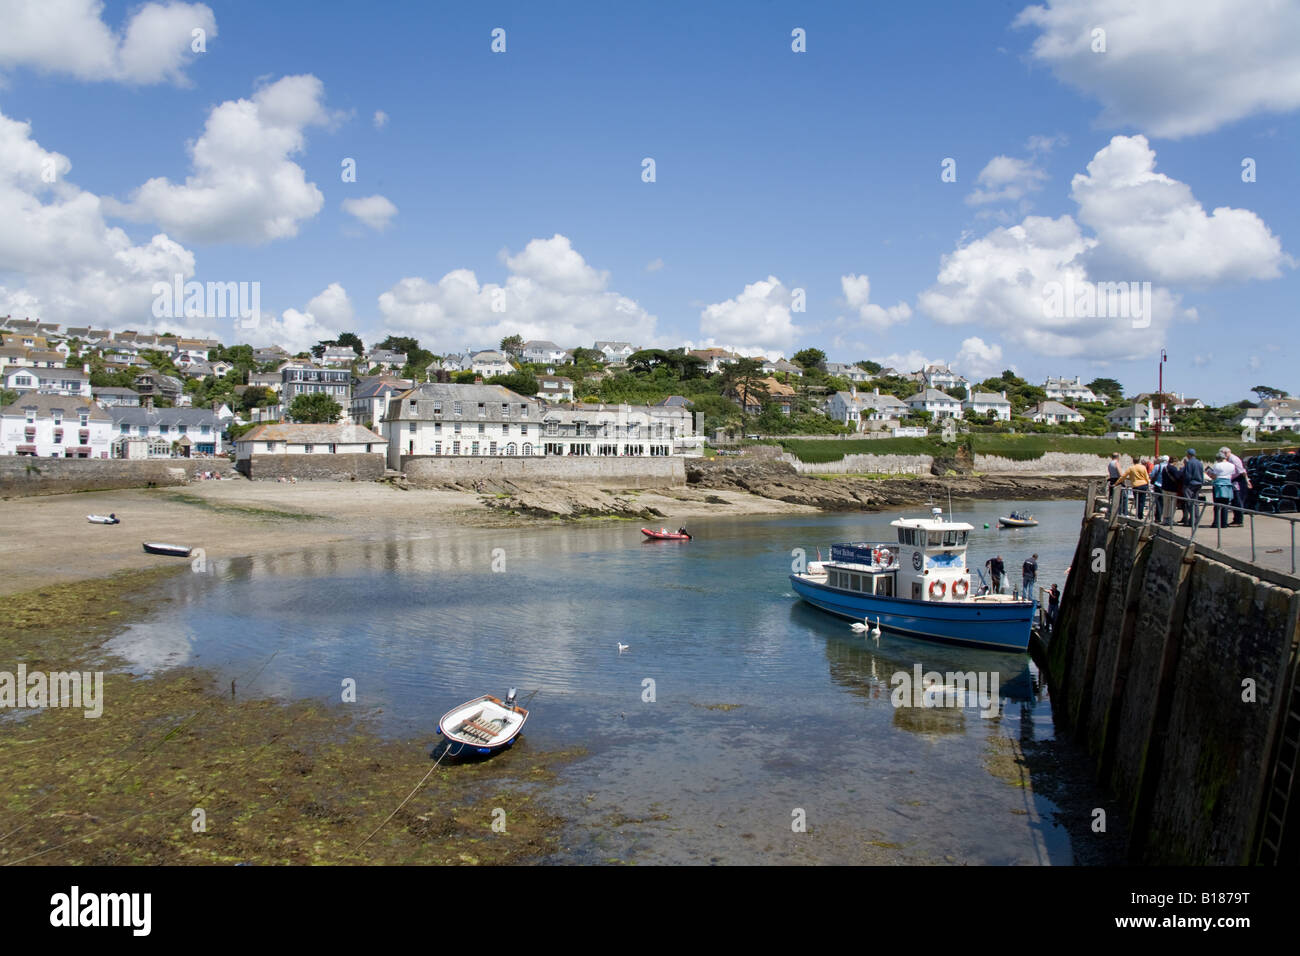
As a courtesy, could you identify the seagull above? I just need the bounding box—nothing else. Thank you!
[617,642,629,653]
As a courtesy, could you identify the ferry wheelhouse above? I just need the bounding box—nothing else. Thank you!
[791,508,1034,652]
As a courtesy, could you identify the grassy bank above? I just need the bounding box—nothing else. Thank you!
[776,434,1296,464]
[0,569,574,865]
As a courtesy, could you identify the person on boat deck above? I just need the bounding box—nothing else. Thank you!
[677,526,689,536]
[1022,554,1038,595]
[985,555,1005,592]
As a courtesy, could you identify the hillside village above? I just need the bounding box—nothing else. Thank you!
[1,315,1296,470]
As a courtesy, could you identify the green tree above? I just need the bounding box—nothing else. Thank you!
[1252,385,1284,402]
[721,358,769,417]
[486,370,539,395]
[855,359,883,374]
[336,332,364,355]
[499,334,524,358]
[0,387,18,408]
[792,348,827,371]
[1087,377,1124,403]
[288,392,342,424]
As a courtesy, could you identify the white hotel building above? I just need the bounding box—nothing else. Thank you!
[382,383,703,469]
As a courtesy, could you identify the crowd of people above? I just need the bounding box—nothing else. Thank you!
[1107,446,1250,529]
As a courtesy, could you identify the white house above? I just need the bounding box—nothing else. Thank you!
[962,390,1012,421]
[0,393,112,457]
[350,376,413,428]
[317,345,358,367]
[826,388,907,430]
[1026,400,1085,425]
[234,423,386,461]
[1106,401,1172,433]
[593,341,635,365]
[109,407,225,456]
[903,388,963,420]
[1241,398,1300,433]
[522,340,568,365]
[922,364,969,393]
[537,374,575,403]
[825,362,872,383]
[1044,375,1099,403]
[3,364,92,397]
[470,350,514,378]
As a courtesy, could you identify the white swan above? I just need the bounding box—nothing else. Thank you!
[850,617,871,633]
[617,642,629,653]
[871,617,882,640]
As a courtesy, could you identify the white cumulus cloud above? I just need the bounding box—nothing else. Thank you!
[0,0,216,86]
[966,155,1049,206]
[342,195,398,232]
[377,234,655,351]
[919,135,1289,361]
[107,74,334,244]
[840,273,913,332]
[373,110,389,129]
[245,284,352,355]
[698,276,803,353]
[0,109,197,329]
[1014,0,1300,138]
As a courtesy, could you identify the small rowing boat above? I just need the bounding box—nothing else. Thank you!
[142,542,192,557]
[438,690,529,756]
[998,513,1039,528]
[87,514,120,524]
[642,527,692,540]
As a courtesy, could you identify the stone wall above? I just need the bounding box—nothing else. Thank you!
[238,453,385,481]
[785,452,932,475]
[1048,508,1300,863]
[0,456,236,497]
[975,451,1123,475]
[402,455,685,487]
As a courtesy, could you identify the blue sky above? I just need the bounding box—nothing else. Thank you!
[1,0,1297,404]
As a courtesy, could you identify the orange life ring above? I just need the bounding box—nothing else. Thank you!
[928,580,947,599]
[952,579,969,598]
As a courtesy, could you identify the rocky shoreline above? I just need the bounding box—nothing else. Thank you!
[450,459,1095,519]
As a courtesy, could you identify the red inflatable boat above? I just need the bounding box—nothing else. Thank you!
[641,527,692,540]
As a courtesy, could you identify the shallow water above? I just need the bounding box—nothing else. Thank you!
[109,498,1095,864]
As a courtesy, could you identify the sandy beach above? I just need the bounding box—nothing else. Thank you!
[0,479,815,596]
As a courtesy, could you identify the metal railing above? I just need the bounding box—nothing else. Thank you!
[1100,480,1299,575]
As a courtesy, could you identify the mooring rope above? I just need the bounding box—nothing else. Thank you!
[354,741,453,851]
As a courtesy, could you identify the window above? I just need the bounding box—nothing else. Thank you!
[520,424,528,435]
[452,441,460,455]
[434,442,442,456]
[433,401,442,414]
[409,422,417,433]
[478,423,485,435]
[850,573,861,591]
[434,422,442,434]
[409,399,417,410]
[453,422,462,435]
[521,405,528,418]
[477,403,486,417]
[453,401,462,416]
[471,441,480,455]
[489,442,497,455]
[502,403,509,417]
[52,412,62,425]
[26,410,36,424]
[329,444,337,453]
[304,444,313,453]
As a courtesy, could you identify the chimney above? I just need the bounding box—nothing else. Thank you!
[83,362,90,375]
[874,387,880,396]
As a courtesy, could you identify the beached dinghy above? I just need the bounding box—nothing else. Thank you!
[997,513,1039,528]
[87,513,120,524]
[438,689,529,756]
[641,527,692,540]
[142,542,192,557]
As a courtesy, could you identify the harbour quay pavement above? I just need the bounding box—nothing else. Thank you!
[1126,499,1300,582]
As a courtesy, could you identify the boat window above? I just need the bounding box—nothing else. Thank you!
[850,573,861,591]
[877,576,893,597]
[943,530,959,546]
[928,531,943,546]
[959,531,968,546]
[897,528,906,544]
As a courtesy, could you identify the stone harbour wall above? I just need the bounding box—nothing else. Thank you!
[237,453,386,481]
[0,456,236,498]
[402,455,685,487]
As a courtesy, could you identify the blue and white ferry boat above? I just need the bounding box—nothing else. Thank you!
[791,508,1034,652]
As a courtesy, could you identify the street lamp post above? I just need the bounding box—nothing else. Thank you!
[1155,349,1166,459]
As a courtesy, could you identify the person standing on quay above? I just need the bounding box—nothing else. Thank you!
[1220,446,1250,526]
[1107,452,1121,496]
[1181,449,1205,527]
[1123,457,1151,519]
[1207,451,1237,529]
[1151,454,1169,524]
